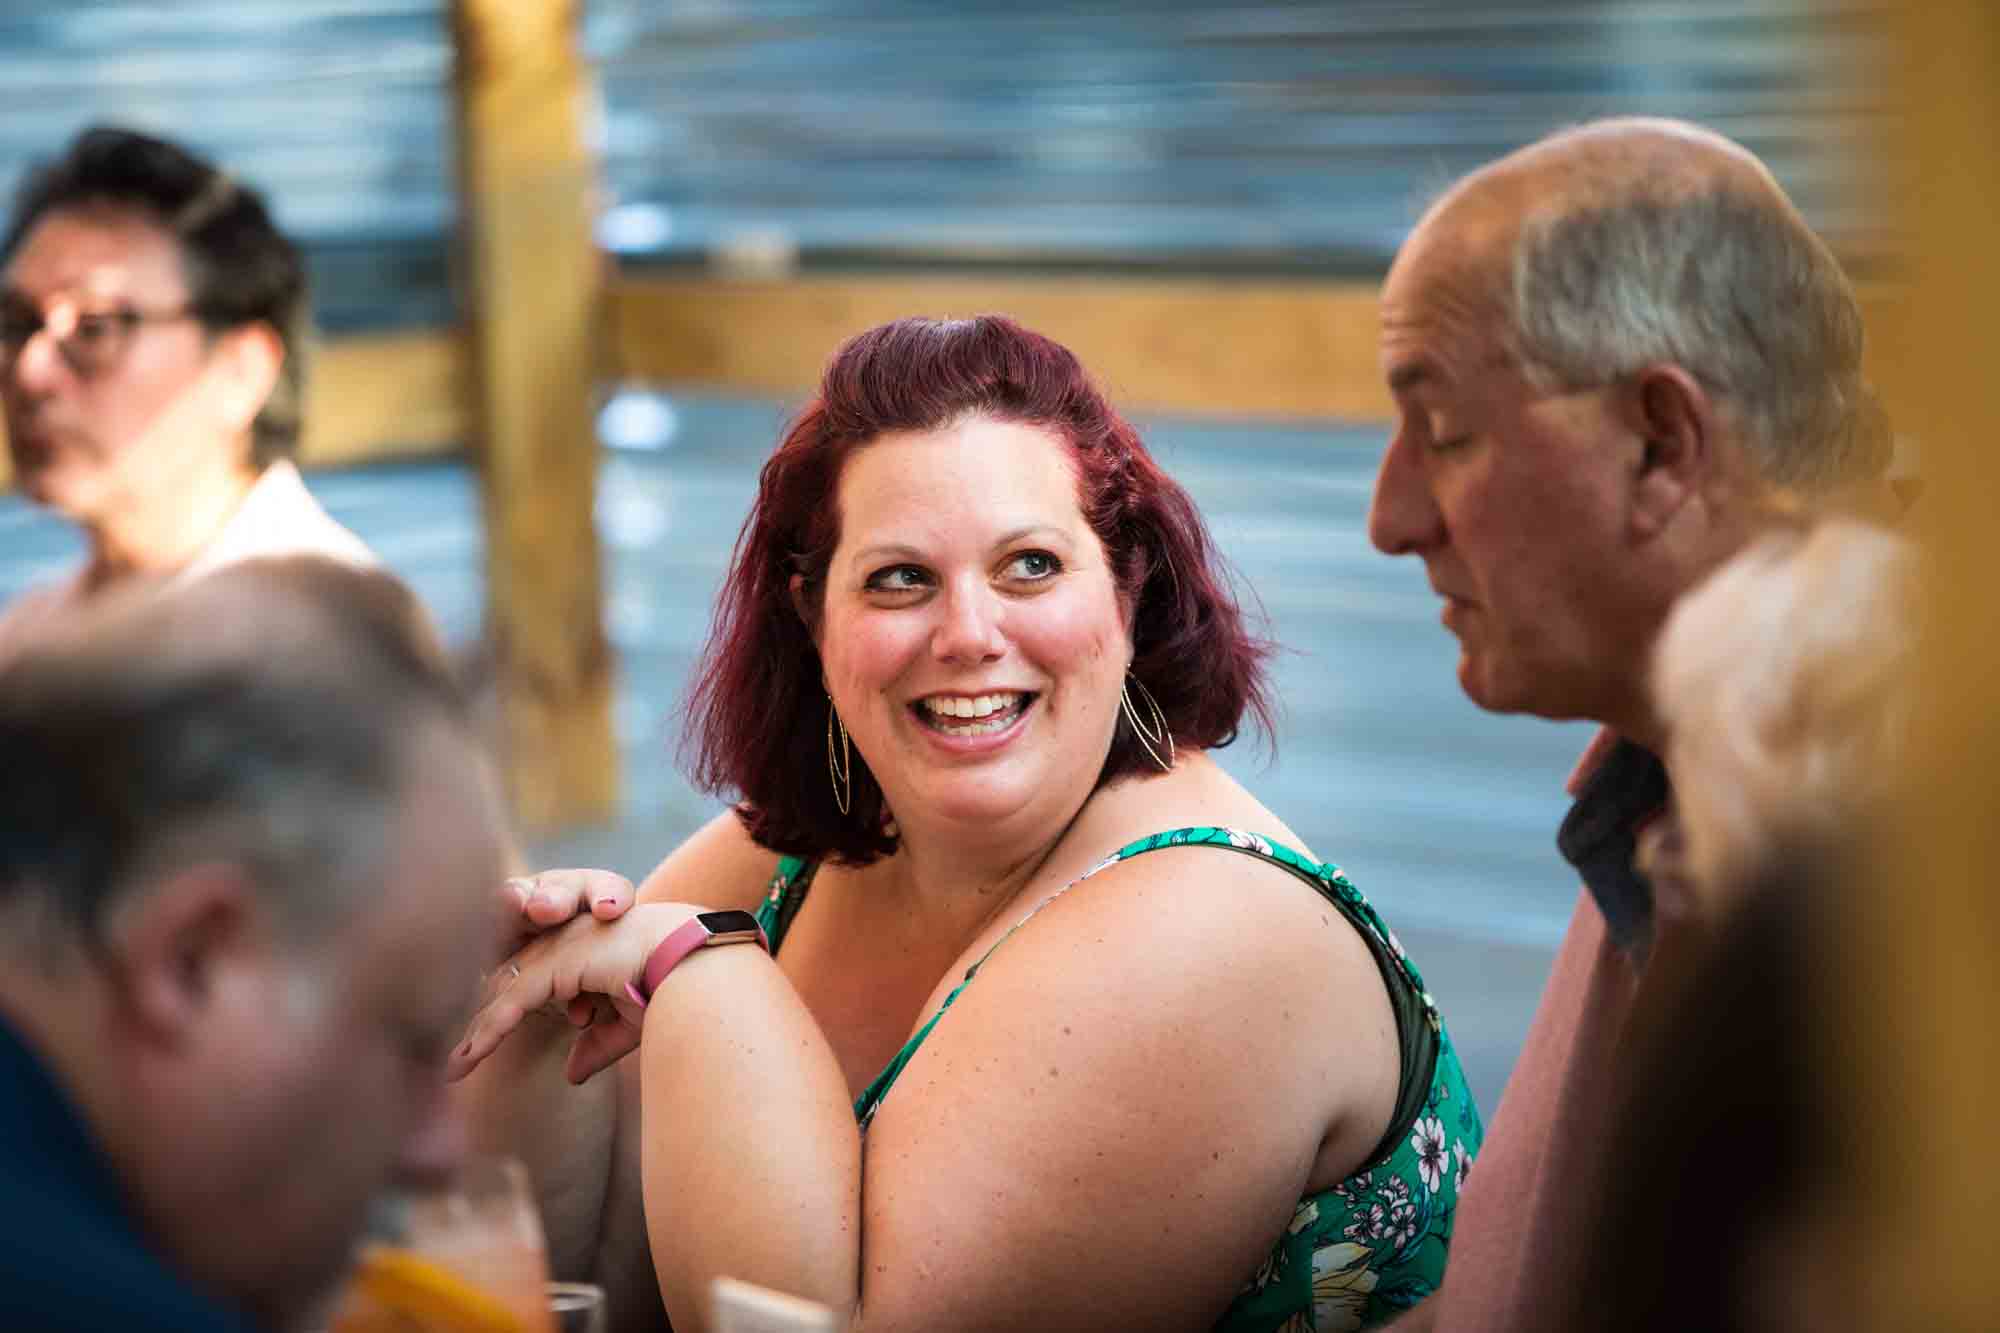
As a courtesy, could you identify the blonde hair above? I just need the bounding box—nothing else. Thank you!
[1653,517,1917,901]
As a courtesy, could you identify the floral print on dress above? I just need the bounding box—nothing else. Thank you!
[1102,831,1482,1330]
[1411,1117,1449,1193]
[768,831,1483,1331]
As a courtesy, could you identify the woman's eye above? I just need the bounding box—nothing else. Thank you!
[864,564,930,593]
[1004,551,1060,581]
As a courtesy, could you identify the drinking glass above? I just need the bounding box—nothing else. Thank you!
[327,1157,555,1333]
[546,1282,607,1333]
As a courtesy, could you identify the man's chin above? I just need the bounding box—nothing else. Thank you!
[1456,652,1530,717]
[1458,653,1602,725]
[12,461,101,520]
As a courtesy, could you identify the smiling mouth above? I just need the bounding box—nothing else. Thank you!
[911,691,1034,737]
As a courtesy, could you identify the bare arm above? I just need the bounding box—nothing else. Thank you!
[625,846,1398,1331]
[453,810,779,1282]
[451,869,638,1279]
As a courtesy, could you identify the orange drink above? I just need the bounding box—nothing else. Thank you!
[325,1158,555,1333]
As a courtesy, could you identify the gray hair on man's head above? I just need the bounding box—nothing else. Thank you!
[1504,139,1889,492]
[0,558,474,955]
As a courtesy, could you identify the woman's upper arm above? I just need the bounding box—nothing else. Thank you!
[854,848,1399,1332]
[634,807,780,912]
[586,810,784,1315]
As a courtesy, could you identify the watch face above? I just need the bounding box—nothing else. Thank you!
[697,909,767,948]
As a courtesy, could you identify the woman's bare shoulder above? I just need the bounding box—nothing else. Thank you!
[1062,751,1316,865]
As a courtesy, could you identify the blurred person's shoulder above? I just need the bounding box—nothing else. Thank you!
[182,459,379,579]
[0,570,87,667]
[0,462,386,668]
[0,1019,261,1333]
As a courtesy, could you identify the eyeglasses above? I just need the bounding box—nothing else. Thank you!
[0,294,204,379]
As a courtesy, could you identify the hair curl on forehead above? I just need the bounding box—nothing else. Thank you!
[682,315,1274,864]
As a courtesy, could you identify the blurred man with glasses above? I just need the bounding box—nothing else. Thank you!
[0,126,373,655]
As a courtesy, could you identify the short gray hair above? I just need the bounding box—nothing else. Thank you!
[0,559,471,950]
[1508,187,1888,492]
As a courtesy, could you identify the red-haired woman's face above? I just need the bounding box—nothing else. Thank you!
[816,415,1131,838]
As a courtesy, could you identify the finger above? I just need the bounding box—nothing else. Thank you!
[448,967,559,1081]
[564,1020,642,1085]
[521,869,634,929]
[589,874,637,921]
[476,958,525,1013]
[566,992,624,1030]
[561,990,647,1084]
[503,875,537,913]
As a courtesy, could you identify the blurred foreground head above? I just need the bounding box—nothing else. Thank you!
[0,557,508,1330]
[1562,846,1856,1333]
[1369,116,1890,738]
[1649,515,1917,908]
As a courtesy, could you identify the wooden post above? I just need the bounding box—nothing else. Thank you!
[451,0,618,831]
[1855,5,2000,1328]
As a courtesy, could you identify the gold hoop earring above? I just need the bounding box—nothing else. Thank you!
[826,695,852,815]
[1120,673,1174,773]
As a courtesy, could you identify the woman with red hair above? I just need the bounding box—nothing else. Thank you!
[455,317,1481,1331]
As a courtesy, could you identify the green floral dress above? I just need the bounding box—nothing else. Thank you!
[757,827,1483,1331]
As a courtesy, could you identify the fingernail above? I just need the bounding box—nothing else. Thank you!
[595,897,618,909]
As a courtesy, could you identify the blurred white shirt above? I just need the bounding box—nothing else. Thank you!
[0,460,377,660]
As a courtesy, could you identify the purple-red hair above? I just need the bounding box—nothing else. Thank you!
[683,315,1274,863]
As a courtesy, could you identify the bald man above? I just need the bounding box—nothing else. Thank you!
[0,558,508,1331]
[1365,119,1888,1328]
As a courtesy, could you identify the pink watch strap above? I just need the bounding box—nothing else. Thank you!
[624,911,768,1007]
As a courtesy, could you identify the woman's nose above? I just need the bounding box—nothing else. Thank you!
[931,580,1006,664]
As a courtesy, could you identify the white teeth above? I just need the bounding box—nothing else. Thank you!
[924,692,1018,719]
[920,692,1023,731]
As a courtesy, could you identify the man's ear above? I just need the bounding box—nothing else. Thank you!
[104,864,260,1046]
[213,322,283,435]
[1619,364,1716,539]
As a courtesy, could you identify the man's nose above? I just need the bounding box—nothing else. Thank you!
[1366,428,1445,556]
[5,321,72,395]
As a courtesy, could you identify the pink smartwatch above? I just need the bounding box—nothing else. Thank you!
[624,909,769,1007]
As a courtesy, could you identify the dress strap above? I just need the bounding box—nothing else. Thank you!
[856,827,1441,1168]
[755,855,820,955]
[1051,829,1442,1168]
